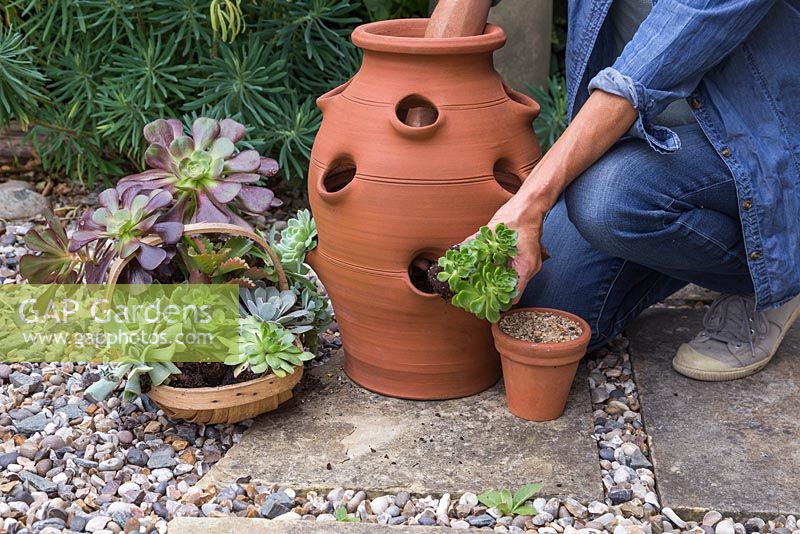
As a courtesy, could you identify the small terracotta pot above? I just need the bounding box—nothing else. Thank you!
[492,307,591,421]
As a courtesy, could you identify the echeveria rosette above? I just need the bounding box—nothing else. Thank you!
[69,188,184,275]
[117,117,282,226]
[451,264,518,323]
[224,317,315,378]
[469,223,518,264]
[436,246,478,288]
[275,209,317,266]
[436,224,520,323]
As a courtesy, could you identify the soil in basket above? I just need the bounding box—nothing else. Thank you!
[500,311,583,343]
[166,363,262,389]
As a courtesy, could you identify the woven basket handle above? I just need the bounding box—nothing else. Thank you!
[106,223,289,291]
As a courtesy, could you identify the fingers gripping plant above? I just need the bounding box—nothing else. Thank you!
[430,224,520,324]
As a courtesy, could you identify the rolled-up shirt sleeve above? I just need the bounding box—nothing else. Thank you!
[588,0,776,153]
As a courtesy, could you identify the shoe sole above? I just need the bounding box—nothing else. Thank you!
[672,300,800,381]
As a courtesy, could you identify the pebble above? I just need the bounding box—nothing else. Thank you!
[396,491,411,508]
[0,182,49,220]
[663,508,688,529]
[0,363,11,380]
[704,512,724,527]
[16,412,49,434]
[717,520,736,534]
[117,430,134,444]
[98,457,124,471]
[370,495,393,515]
[18,441,39,460]
[147,446,177,469]
[467,514,496,528]
[125,448,149,467]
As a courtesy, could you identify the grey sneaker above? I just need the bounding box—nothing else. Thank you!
[673,293,800,381]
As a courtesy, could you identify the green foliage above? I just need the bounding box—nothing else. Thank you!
[0,0,369,185]
[478,483,542,516]
[529,75,568,151]
[224,317,315,377]
[363,0,429,20]
[437,224,519,323]
[335,505,361,523]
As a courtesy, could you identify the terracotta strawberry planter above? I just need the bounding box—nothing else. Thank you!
[307,18,541,399]
[492,308,591,421]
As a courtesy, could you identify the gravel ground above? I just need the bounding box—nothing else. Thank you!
[0,189,794,533]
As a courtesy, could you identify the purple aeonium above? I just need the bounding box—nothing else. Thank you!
[69,188,184,273]
[117,117,281,226]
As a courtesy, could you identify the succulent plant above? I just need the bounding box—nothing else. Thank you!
[450,264,518,323]
[177,234,276,287]
[69,188,184,273]
[117,117,282,226]
[240,283,314,334]
[224,317,315,377]
[434,224,519,323]
[275,209,317,265]
[20,209,80,283]
[85,361,181,403]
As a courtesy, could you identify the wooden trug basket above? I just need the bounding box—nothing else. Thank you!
[107,222,304,425]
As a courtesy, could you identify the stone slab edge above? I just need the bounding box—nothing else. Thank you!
[168,517,453,533]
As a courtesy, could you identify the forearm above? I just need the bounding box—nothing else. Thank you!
[426,0,493,37]
[517,90,638,221]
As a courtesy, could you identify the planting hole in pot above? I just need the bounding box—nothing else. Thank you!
[493,161,523,194]
[396,95,439,127]
[322,160,356,193]
[408,253,440,295]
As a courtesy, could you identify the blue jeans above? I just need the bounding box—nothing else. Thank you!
[520,123,754,350]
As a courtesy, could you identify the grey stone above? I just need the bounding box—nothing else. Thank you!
[16,412,49,435]
[467,514,496,528]
[39,435,66,452]
[125,448,149,467]
[56,403,87,421]
[17,470,57,493]
[629,308,800,516]
[169,517,454,533]
[199,351,601,500]
[147,446,177,469]
[0,183,48,220]
[395,491,411,509]
[260,492,294,519]
[10,371,42,391]
[0,363,11,379]
[608,488,632,505]
[0,452,19,468]
[628,448,652,469]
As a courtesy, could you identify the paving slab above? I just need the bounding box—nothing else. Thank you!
[200,351,601,501]
[168,517,452,533]
[629,308,800,518]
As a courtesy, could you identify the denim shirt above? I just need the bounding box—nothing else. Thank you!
[493,0,800,310]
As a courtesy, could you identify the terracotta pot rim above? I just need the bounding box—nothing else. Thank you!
[492,307,592,352]
[151,366,301,395]
[352,19,506,55]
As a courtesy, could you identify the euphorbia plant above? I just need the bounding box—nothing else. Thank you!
[429,224,519,323]
[117,117,282,226]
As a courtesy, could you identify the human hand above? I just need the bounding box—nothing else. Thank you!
[475,195,548,301]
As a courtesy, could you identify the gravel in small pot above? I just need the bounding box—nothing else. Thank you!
[492,307,591,421]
